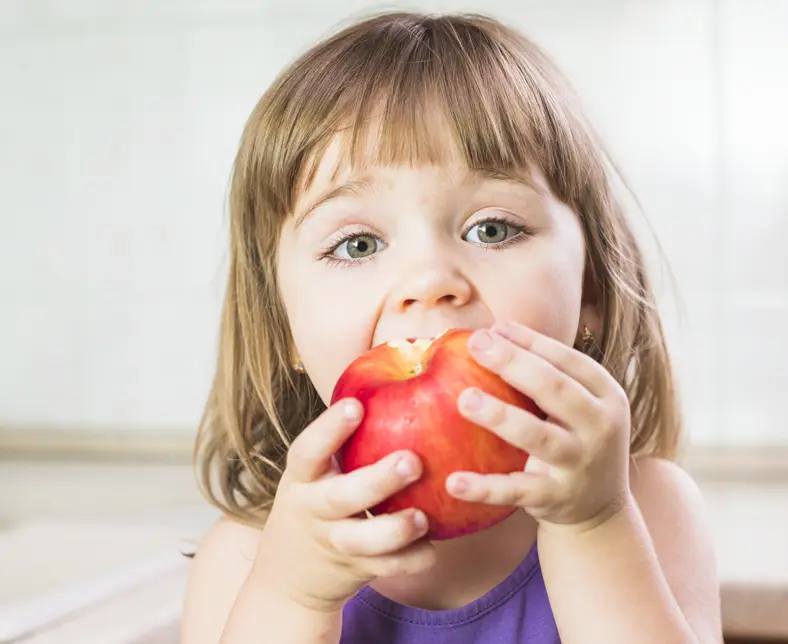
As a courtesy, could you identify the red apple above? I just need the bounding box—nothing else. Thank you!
[330,328,545,540]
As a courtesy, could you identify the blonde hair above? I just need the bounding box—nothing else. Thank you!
[194,11,682,527]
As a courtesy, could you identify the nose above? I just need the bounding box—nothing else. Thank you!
[386,261,473,313]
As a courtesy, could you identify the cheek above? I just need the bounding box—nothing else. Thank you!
[492,246,584,346]
[277,254,381,404]
[290,316,369,404]
[526,271,583,343]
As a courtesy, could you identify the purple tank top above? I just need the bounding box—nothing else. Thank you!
[340,542,559,643]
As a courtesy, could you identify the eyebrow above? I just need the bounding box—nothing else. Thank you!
[293,167,541,228]
[294,177,375,228]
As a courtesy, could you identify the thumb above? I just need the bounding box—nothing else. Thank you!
[285,398,363,483]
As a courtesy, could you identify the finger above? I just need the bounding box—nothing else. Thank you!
[446,470,554,508]
[468,330,605,430]
[457,387,582,466]
[491,321,612,398]
[364,539,437,579]
[327,508,429,556]
[314,450,422,520]
[285,398,363,483]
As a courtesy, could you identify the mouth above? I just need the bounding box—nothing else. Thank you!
[383,326,476,357]
[382,333,450,377]
[401,327,453,344]
[372,325,482,355]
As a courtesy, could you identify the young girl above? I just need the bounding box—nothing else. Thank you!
[181,11,721,644]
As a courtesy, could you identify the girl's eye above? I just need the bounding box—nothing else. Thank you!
[334,234,383,260]
[464,219,521,245]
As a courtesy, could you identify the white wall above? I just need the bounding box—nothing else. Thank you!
[1,0,786,445]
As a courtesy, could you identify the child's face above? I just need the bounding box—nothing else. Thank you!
[277,140,589,405]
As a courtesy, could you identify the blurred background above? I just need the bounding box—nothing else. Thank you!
[0,0,786,642]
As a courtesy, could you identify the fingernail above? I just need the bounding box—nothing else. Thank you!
[343,400,362,421]
[396,456,416,479]
[448,474,469,495]
[493,321,516,338]
[469,330,494,353]
[460,387,485,412]
[412,510,428,532]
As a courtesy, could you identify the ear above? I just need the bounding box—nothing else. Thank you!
[575,262,603,348]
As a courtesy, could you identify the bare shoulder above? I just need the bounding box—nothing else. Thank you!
[630,456,708,519]
[630,456,723,643]
[180,516,264,644]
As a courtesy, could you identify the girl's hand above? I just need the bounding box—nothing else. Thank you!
[254,399,435,613]
[446,321,632,532]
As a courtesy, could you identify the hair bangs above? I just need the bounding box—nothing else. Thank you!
[274,13,594,213]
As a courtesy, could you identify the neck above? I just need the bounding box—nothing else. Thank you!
[370,509,537,610]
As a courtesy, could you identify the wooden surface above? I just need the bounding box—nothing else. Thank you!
[699,477,788,640]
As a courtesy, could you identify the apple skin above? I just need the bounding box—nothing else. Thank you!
[330,328,546,540]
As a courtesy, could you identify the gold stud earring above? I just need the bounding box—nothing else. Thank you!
[292,362,305,374]
[581,325,595,352]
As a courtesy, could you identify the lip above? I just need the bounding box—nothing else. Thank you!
[373,324,487,350]
[404,328,450,343]
[386,327,459,346]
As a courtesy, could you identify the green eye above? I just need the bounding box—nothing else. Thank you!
[465,220,517,245]
[476,222,507,243]
[323,230,387,264]
[341,234,378,259]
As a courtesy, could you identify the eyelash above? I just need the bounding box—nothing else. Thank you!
[317,215,532,267]
[318,226,381,268]
[466,215,531,251]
